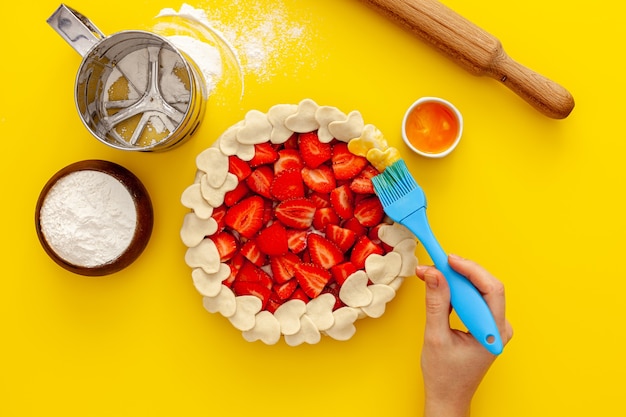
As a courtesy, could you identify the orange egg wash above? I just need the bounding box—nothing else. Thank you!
[404,101,460,154]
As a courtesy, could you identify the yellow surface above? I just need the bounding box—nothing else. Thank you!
[0,0,622,415]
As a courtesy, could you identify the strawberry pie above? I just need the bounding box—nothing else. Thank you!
[180,99,418,345]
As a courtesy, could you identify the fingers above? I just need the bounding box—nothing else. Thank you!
[417,265,452,339]
[447,254,510,343]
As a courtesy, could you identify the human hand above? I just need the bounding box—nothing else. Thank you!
[416,254,513,417]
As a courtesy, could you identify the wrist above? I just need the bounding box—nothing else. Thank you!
[424,395,471,417]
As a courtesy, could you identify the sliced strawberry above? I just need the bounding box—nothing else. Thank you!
[209,231,239,261]
[350,235,384,269]
[299,131,332,168]
[233,281,271,309]
[289,287,310,303]
[286,228,308,253]
[249,142,279,167]
[302,165,336,193]
[224,195,264,239]
[331,142,368,180]
[312,207,340,230]
[274,149,303,174]
[309,192,331,208]
[239,239,266,266]
[228,155,252,181]
[307,234,344,269]
[256,222,289,256]
[283,133,299,149]
[236,260,273,290]
[274,198,316,229]
[270,169,305,201]
[273,278,298,300]
[224,181,250,206]
[330,261,358,286]
[269,251,300,283]
[294,263,332,299]
[354,196,385,227]
[325,224,357,252]
[211,204,228,232]
[350,165,378,194]
[330,183,354,219]
[342,216,368,237]
[266,292,283,313]
[246,165,274,199]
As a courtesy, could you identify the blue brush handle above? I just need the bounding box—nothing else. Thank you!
[401,208,503,355]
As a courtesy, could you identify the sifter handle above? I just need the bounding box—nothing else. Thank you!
[362,0,574,119]
[47,4,105,57]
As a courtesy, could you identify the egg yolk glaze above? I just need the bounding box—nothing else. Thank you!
[348,125,400,172]
[404,101,459,154]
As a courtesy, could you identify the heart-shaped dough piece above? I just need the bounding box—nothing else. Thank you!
[316,106,346,143]
[361,284,396,318]
[268,104,298,143]
[305,293,336,331]
[181,183,213,219]
[228,295,263,331]
[284,315,321,346]
[180,213,218,248]
[192,265,229,297]
[339,271,373,307]
[242,311,281,345]
[365,252,402,285]
[284,99,319,133]
[324,307,358,341]
[196,147,229,188]
[185,238,220,274]
[328,110,364,142]
[274,299,307,335]
[203,286,236,317]
[237,110,273,145]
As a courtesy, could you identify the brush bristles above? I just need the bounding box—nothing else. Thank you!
[372,160,418,206]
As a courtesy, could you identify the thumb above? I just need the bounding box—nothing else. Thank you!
[422,268,452,335]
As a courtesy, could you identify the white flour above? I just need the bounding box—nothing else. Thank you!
[167,34,223,93]
[39,170,137,268]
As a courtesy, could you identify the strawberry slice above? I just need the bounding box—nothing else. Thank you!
[331,142,368,179]
[270,169,305,201]
[224,181,250,206]
[342,217,368,237]
[294,262,332,298]
[312,207,340,230]
[302,165,336,193]
[307,234,344,269]
[224,195,265,239]
[350,165,378,194]
[330,183,354,219]
[269,252,300,283]
[299,131,332,168]
[233,281,271,309]
[274,149,303,174]
[228,155,252,181]
[211,204,228,232]
[273,278,298,300]
[354,196,385,227]
[209,231,239,261]
[249,142,279,167]
[256,222,289,256]
[350,235,384,269]
[289,287,310,303]
[325,224,357,252]
[274,198,316,229]
[309,192,331,208]
[246,165,274,199]
[330,261,358,286]
[286,228,308,253]
[236,260,273,290]
[239,239,266,266]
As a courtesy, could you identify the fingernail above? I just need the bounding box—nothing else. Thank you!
[449,253,463,260]
[416,265,428,272]
[424,272,439,289]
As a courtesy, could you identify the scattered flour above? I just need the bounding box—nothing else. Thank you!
[156,1,314,91]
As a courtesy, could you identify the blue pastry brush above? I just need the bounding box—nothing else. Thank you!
[372,159,503,355]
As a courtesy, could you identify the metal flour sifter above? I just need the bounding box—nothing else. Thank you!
[47,4,207,151]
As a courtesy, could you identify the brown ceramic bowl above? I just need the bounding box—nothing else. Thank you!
[35,160,153,276]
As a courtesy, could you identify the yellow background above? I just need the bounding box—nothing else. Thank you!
[1,0,621,415]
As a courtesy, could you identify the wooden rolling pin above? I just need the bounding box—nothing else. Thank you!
[363,0,574,119]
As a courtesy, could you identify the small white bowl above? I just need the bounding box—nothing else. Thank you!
[402,97,463,158]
